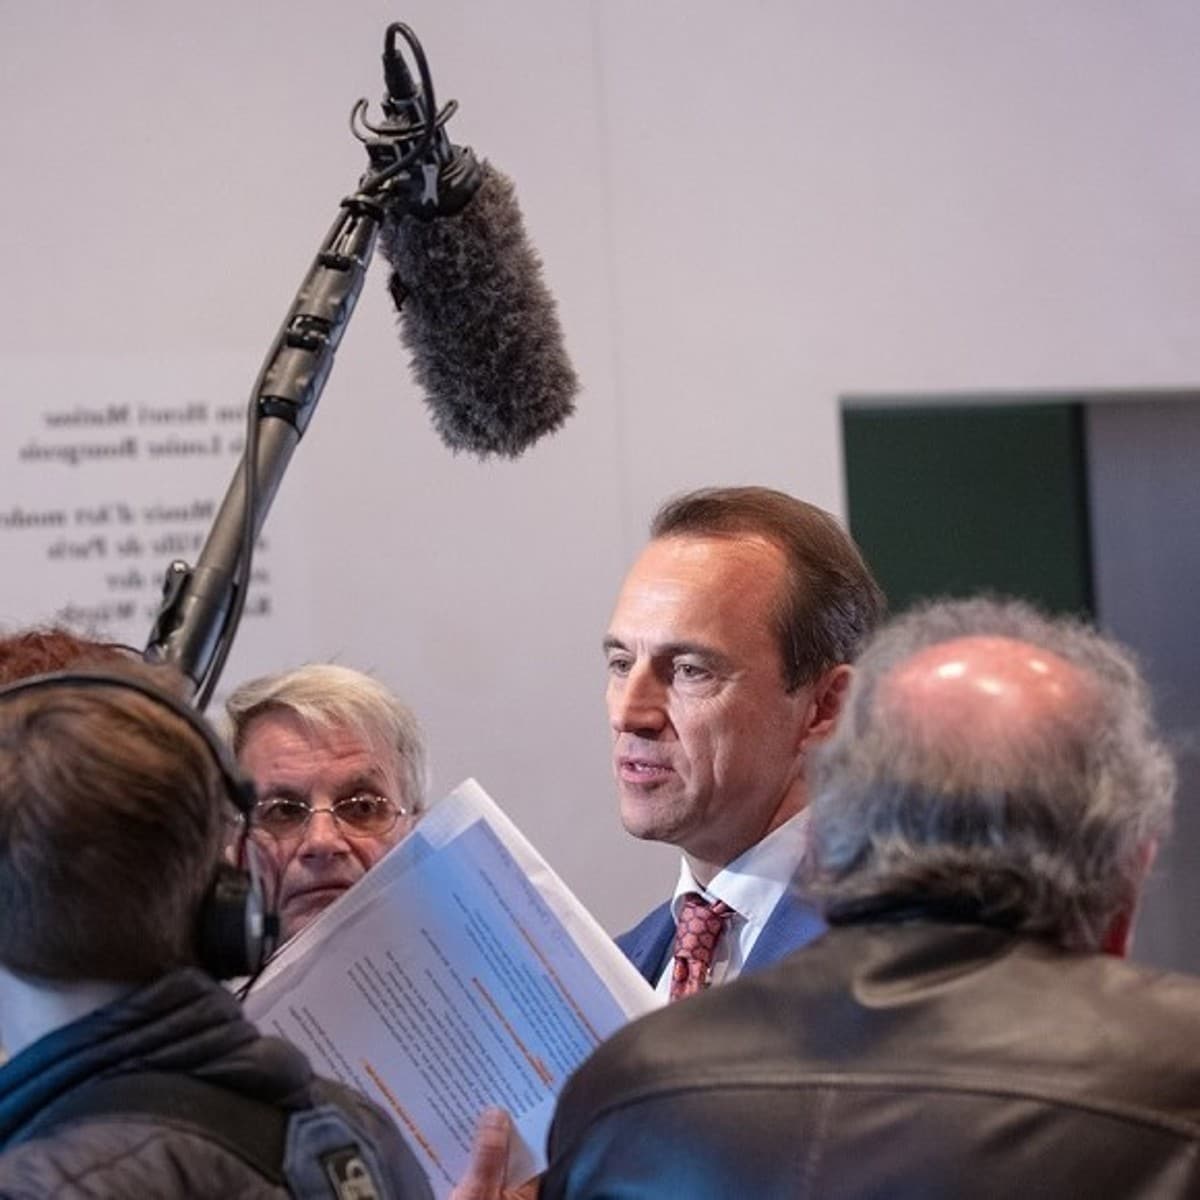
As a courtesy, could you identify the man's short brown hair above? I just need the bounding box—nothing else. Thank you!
[651,486,885,690]
[0,667,228,982]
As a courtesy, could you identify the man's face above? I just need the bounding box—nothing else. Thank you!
[604,534,820,878]
[237,711,413,942]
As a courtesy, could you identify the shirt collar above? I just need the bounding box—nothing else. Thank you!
[669,809,811,928]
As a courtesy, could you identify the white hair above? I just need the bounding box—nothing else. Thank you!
[225,663,429,813]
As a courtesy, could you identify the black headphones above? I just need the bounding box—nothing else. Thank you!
[0,670,278,980]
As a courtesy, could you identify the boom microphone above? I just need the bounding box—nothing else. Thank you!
[146,22,578,700]
[365,24,579,459]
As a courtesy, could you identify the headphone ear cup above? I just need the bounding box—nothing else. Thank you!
[196,861,276,979]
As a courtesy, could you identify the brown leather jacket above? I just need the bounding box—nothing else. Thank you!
[544,920,1200,1198]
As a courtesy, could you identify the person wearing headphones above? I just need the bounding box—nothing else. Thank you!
[0,658,432,1198]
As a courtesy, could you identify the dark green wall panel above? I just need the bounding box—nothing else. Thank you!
[842,403,1093,617]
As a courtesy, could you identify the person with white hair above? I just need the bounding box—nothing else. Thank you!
[226,664,429,944]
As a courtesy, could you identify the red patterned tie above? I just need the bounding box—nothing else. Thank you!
[669,892,734,1001]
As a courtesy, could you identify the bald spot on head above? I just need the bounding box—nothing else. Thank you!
[878,635,1096,778]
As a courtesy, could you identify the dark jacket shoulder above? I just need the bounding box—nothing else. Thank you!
[546,923,1200,1199]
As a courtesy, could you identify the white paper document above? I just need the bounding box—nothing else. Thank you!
[244,779,656,1195]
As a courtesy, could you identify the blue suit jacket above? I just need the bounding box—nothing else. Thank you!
[616,890,825,984]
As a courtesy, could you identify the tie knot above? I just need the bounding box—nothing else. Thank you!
[678,891,733,934]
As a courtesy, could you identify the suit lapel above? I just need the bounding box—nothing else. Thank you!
[744,892,826,972]
[615,901,676,984]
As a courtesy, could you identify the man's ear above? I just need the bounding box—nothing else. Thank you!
[1100,908,1135,959]
[797,664,853,750]
[1102,839,1158,958]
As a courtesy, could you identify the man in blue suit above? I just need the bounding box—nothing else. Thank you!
[605,487,884,995]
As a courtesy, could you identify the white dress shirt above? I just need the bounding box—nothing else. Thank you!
[652,809,811,1001]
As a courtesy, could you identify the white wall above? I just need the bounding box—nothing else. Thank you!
[1,1,1197,932]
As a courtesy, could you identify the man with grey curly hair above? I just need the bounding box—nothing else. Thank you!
[226,664,429,943]
[805,595,1175,953]
[541,597,1200,1199]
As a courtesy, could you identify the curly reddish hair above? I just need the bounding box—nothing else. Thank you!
[0,626,140,687]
